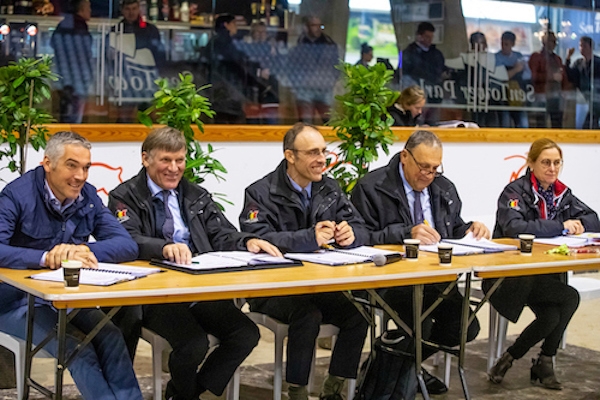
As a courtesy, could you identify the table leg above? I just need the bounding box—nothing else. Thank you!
[458,273,472,400]
[413,284,430,400]
[22,295,35,400]
[55,308,68,400]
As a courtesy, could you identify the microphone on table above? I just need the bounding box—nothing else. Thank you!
[372,253,404,266]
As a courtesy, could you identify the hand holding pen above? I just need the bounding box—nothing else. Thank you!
[410,219,441,245]
[315,220,336,247]
[563,219,584,235]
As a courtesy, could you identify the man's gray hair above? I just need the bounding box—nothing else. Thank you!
[404,130,442,152]
[45,131,92,163]
[142,127,187,155]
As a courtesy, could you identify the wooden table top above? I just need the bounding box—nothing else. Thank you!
[2,241,598,309]
[463,239,600,278]
[0,247,467,309]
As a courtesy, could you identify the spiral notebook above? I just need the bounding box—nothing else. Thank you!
[31,263,162,286]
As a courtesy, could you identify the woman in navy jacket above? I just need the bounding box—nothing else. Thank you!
[485,138,600,390]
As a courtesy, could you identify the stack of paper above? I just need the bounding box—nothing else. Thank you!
[535,233,600,248]
[285,246,400,266]
[419,233,518,255]
[31,263,162,286]
[153,251,299,274]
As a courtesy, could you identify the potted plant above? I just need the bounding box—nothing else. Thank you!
[326,62,398,194]
[0,56,57,176]
[138,73,230,205]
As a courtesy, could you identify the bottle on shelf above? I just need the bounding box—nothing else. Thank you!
[180,1,189,22]
[14,0,31,15]
[149,0,159,22]
[5,0,14,15]
[269,0,279,27]
[250,2,259,23]
[170,0,180,21]
[161,0,169,21]
[259,0,266,23]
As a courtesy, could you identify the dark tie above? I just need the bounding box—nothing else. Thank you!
[162,190,174,241]
[413,190,424,225]
[300,189,310,211]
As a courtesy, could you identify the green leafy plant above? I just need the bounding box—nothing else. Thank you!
[0,56,57,176]
[139,74,231,205]
[326,62,399,194]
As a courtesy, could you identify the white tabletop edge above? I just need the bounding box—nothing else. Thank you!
[472,257,600,273]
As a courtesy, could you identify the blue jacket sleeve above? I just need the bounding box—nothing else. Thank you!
[0,189,46,269]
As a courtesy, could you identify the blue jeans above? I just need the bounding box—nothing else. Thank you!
[0,303,142,400]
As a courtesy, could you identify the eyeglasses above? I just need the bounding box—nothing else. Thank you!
[405,148,444,177]
[292,148,331,158]
[539,159,563,168]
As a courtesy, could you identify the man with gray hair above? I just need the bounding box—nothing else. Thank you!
[0,131,142,399]
[109,127,280,400]
[352,130,488,394]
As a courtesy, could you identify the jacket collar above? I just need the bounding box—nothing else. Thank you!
[129,168,209,208]
[34,166,89,218]
[270,160,327,207]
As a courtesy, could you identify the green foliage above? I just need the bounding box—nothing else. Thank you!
[327,62,398,194]
[138,73,228,187]
[0,56,58,176]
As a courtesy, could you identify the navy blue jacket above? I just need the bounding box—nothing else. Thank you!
[0,166,138,311]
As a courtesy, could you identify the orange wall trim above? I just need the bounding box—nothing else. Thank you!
[46,124,600,144]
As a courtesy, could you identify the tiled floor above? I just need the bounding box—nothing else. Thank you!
[2,272,600,399]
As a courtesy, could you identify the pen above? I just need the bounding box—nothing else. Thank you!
[321,239,335,250]
[562,229,569,236]
[424,220,430,227]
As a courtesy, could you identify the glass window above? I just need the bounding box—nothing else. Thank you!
[0,0,598,127]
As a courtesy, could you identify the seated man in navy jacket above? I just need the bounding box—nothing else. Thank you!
[0,131,142,400]
[352,130,487,394]
[239,122,369,400]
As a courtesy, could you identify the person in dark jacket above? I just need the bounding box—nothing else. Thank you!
[388,85,426,126]
[401,22,448,125]
[351,130,487,394]
[0,131,142,400]
[51,0,94,123]
[108,127,280,400]
[239,122,369,400]
[565,36,600,129]
[486,138,600,390]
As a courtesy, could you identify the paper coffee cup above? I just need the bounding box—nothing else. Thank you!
[404,239,420,261]
[518,234,535,256]
[437,243,453,265]
[62,260,82,289]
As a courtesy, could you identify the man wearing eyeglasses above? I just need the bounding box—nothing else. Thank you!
[239,122,368,400]
[351,130,488,394]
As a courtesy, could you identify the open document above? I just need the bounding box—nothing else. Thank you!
[285,246,402,266]
[151,251,301,274]
[534,233,600,248]
[420,233,518,255]
[31,263,162,286]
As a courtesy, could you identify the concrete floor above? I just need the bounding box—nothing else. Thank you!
[2,272,600,400]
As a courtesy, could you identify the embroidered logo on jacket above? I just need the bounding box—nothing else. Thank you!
[116,208,130,223]
[508,199,520,210]
[244,209,259,224]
